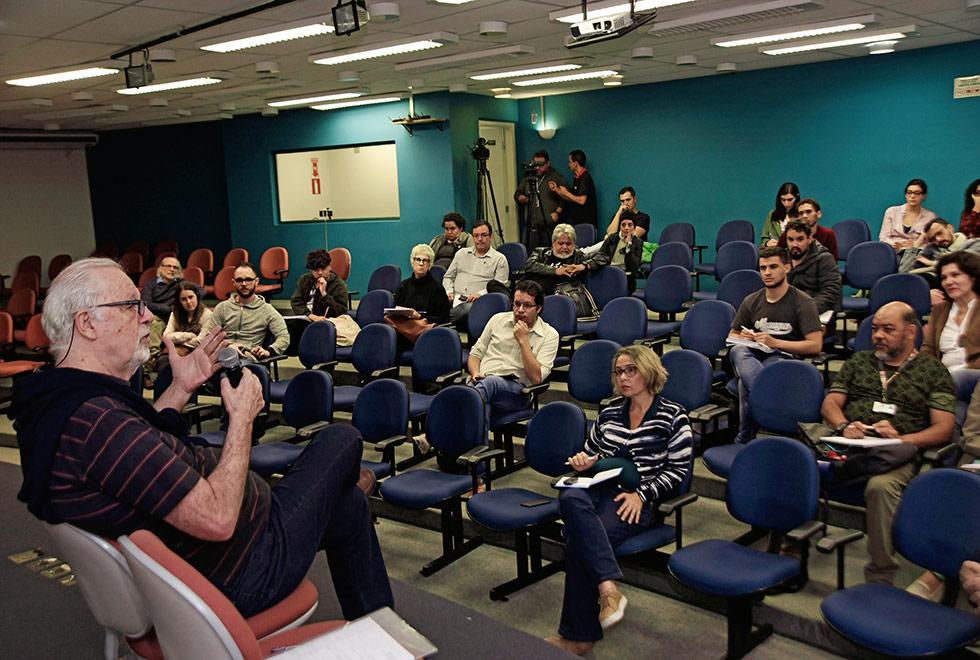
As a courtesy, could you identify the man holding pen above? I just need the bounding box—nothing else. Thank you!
[728,247,823,444]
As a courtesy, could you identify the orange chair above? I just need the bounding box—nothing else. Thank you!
[153,239,179,260]
[212,266,236,301]
[125,241,150,261]
[43,254,72,295]
[11,271,39,296]
[14,312,48,348]
[153,252,177,268]
[91,243,119,260]
[16,254,42,277]
[138,268,156,290]
[187,248,214,279]
[254,247,289,297]
[119,252,144,283]
[0,312,44,379]
[222,248,249,269]
[120,530,341,660]
[329,247,351,281]
[4,288,36,328]
[183,266,205,287]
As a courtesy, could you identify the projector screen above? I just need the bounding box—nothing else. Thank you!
[274,142,400,222]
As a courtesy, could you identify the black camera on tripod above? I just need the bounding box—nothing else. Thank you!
[469,136,495,162]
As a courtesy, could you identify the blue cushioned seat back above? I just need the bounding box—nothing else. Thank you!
[680,300,736,357]
[717,269,764,312]
[597,297,647,346]
[851,316,923,353]
[367,264,401,292]
[650,242,693,271]
[869,273,931,318]
[585,267,628,310]
[429,264,446,284]
[715,220,755,250]
[573,223,596,248]
[351,323,397,376]
[353,289,393,327]
[749,360,823,435]
[832,218,870,263]
[568,339,621,404]
[497,242,527,273]
[541,295,576,339]
[525,401,587,477]
[412,326,461,383]
[353,378,409,444]
[154,364,198,404]
[845,242,896,289]
[659,222,695,247]
[714,241,758,281]
[728,436,818,531]
[425,386,485,456]
[893,469,980,578]
[298,320,336,369]
[467,293,511,340]
[282,369,332,428]
[661,349,712,414]
[645,265,692,313]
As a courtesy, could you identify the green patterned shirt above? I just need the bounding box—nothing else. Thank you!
[829,350,955,435]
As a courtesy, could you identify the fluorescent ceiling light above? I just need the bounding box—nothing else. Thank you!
[24,105,127,120]
[512,68,621,86]
[310,32,457,65]
[116,76,228,95]
[395,45,534,72]
[550,0,695,24]
[761,25,914,55]
[429,0,477,4]
[197,17,334,52]
[6,67,120,87]
[311,96,403,111]
[712,14,876,47]
[267,92,361,108]
[649,0,823,38]
[471,63,580,81]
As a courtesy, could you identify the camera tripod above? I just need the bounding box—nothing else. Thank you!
[475,156,505,247]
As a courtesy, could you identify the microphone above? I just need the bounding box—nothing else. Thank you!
[217,347,243,387]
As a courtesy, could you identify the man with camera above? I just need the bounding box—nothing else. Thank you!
[549,149,597,232]
[515,150,568,252]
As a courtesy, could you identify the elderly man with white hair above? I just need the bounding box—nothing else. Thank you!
[523,223,609,296]
[10,257,393,621]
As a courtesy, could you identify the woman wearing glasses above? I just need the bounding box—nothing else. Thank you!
[879,178,936,249]
[548,345,692,656]
[385,244,452,349]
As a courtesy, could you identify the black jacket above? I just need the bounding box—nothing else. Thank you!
[787,241,841,314]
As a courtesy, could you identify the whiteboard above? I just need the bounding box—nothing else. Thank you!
[275,143,400,222]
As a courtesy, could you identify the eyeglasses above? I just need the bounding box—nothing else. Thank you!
[94,299,146,315]
[905,190,924,196]
[412,257,431,264]
[612,365,638,378]
[532,161,547,167]
[513,301,539,310]
[233,277,258,284]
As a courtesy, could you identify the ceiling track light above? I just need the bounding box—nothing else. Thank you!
[550,0,696,24]
[760,25,915,55]
[711,14,878,47]
[197,16,334,52]
[311,32,457,66]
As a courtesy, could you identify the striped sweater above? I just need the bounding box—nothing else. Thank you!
[586,396,693,504]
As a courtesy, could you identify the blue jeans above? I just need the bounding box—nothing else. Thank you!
[557,485,654,642]
[224,425,394,619]
[470,375,530,440]
[729,345,788,444]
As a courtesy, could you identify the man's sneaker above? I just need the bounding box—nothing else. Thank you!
[598,586,627,629]
[357,468,377,496]
[413,434,430,453]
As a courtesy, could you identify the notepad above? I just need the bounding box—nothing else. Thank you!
[725,337,775,353]
[553,467,623,489]
[819,436,903,447]
[383,307,416,317]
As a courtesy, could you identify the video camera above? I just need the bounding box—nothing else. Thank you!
[469,136,494,162]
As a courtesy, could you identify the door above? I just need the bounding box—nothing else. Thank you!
[478,120,518,243]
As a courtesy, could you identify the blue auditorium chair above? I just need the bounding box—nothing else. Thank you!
[573,223,596,248]
[693,241,758,301]
[639,266,691,348]
[695,220,755,288]
[832,218,870,275]
[332,323,398,411]
[269,320,336,404]
[352,378,410,479]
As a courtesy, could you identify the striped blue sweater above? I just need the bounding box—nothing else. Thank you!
[586,396,693,504]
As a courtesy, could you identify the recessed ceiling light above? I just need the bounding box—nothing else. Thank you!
[675,54,697,65]
[6,66,121,87]
[480,21,508,36]
[631,47,654,58]
[550,0,695,24]
[711,14,877,47]
[311,96,403,111]
[512,68,622,86]
[470,63,580,81]
[760,25,914,55]
[71,91,95,101]
[310,32,458,65]
[116,74,231,95]
[867,40,897,54]
[716,62,737,73]
[197,17,334,52]
[449,83,468,92]
[368,2,400,20]
[267,91,361,108]
[603,75,624,86]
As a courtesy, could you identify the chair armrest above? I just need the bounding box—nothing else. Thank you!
[274,269,288,277]
[599,395,625,409]
[688,404,724,423]
[435,370,465,386]
[521,382,550,397]
[816,529,864,554]
[259,353,288,366]
[295,420,331,440]
[785,520,826,544]
[370,366,400,380]
[313,360,338,372]
[923,443,957,466]
[348,289,360,297]
[657,492,697,516]
[561,333,583,345]
[634,337,670,350]
[457,445,506,466]
[373,434,408,451]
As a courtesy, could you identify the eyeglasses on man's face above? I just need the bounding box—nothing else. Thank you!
[233,277,258,284]
[94,299,146,316]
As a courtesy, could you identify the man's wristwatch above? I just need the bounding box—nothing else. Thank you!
[836,421,850,434]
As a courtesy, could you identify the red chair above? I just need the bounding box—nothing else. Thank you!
[223,248,249,269]
[187,248,214,279]
[4,289,36,329]
[45,254,72,291]
[183,266,205,288]
[91,243,119,260]
[125,241,150,261]
[16,255,42,277]
[329,247,351,281]
[138,268,156,290]
[11,271,39,296]
[0,312,44,379]
[120,530,341,660]
[119,252,144,283]
[254,247,289,297]
[153,239,179,260]
[153,252,178,268]
[211,266,236,301]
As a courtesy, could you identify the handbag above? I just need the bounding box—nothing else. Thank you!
[554,280,600,322]
[326,314,360,346]
[797,422,920,480]
[384,314,434,344]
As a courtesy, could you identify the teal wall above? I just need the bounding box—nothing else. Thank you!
[86,39,980,296]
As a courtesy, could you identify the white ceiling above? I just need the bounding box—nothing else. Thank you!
[1,0,977,131]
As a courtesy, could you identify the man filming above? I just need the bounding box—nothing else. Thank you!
[515,150,568,252]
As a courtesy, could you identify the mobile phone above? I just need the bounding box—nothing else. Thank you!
[520,499,552,508]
